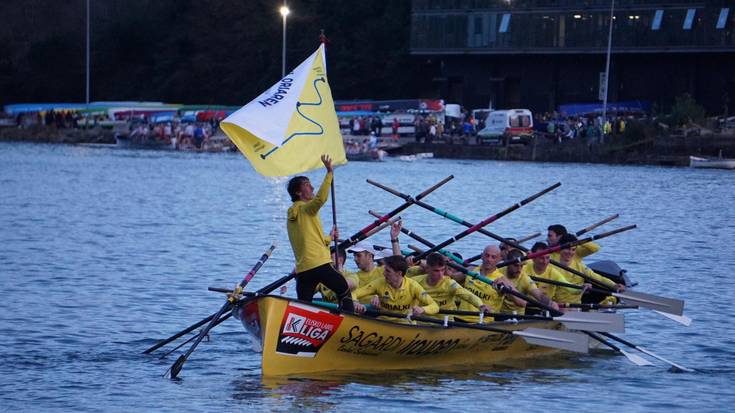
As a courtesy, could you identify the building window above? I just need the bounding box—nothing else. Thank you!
[717,8,729,30]
[499,13,511,33]
[652,9,663,31]
[683,9,696,30]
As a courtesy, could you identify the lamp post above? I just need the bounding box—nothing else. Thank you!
[86,0,90,104]
[280,4,290,78]
[601,0,615,140]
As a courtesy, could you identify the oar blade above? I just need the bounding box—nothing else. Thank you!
[514,328,589,354]
[170,354,186,379]
[556,311,625,333]
[616,290,685,316]
[619,349,654,366]
[653,310,692,326]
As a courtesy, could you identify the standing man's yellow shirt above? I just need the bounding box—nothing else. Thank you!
[287,172,332,273]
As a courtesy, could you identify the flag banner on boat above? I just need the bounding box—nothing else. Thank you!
[221,43,347,177]
[276,302,343,357]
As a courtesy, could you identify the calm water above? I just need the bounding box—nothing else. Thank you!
[1,142,734,412]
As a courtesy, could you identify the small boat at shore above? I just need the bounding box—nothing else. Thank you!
[689,155,735,169]
[234,295,569,376]
[346,148,387,162]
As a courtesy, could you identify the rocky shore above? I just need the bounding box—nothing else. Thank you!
[0,126,115,144]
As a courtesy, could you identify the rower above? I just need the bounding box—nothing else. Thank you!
[496,249,560,315]
[499,238,518,260]
[349,221,404,288]
[454,245,504,322]
[413,253,488,320]
[523,242,575,313]
[554,233,625,301]
[353,255,439,323]
[317,248,359,304]
[547,224,600,260]
[286,155,353,311]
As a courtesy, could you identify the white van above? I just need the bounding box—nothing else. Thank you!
[477,109,534,145]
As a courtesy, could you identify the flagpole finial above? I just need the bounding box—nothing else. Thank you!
[320,29,329,45]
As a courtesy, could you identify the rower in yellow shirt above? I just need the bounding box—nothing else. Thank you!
[353,255,439,324]
[412,253,488,320]
[452,245,504,322]
[495,249,560,315]
[523,242,577,310]
[348,222,404,302]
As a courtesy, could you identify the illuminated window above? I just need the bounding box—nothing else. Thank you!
[652,10,663,30]
[683,9,696,30]
[499,13,511,33]
[717,8,729,29]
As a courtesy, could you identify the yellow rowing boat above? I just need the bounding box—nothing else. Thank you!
[234,296,567,376]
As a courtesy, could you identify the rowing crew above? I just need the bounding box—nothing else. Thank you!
[286,157,624,324]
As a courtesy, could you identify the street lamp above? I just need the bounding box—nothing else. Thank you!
[601,0,615,141]
[280,5,290,78]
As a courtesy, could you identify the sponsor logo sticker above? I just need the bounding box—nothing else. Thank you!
[276,302,343,357]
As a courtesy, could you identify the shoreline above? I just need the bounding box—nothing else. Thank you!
[2,127,734,167]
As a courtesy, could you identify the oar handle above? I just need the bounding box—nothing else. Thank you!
[516,232,542,244]
[237,243,277,290]
[339,176,453,249]
[416,175,454,199]
[519,182,561,206]
[576,214,619,236]
[367,179,410,201]
[463,253,482,265]
[529,275,609,295]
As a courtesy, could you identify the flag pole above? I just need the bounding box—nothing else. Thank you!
[319,30,340,271]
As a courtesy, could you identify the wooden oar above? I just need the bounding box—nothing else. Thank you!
[330,179,340,270]
[599,332,694,372]
[168,244,276,379]
[529,275,687,321]
[561,303,639,310]
[311,301,588,354]
[439,309,624,333]
[585,331,654,366]
[575,214,619,237]
[395,183,562,261]
[495,225,637,269]
[337,175,453,251]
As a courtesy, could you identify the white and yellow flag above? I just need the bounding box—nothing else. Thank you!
[221,44,347,177]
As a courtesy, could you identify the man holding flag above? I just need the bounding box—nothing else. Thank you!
[286,154,353,311]
[220,43,352,310]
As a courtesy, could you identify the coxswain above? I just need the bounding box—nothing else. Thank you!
[286,155,353,311]
[496,249,559,315]
[353,255,439,323]
[412,253,488,320]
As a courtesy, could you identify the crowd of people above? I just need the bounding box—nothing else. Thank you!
[535,113,630,143]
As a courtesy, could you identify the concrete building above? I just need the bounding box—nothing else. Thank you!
[410,0,735,115]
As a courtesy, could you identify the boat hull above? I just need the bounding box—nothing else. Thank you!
[236,296,562,376]
[689,156,735,169]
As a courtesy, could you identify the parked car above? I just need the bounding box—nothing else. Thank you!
[477,109,534,145]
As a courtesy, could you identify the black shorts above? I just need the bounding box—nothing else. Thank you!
[296,263,354,311]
